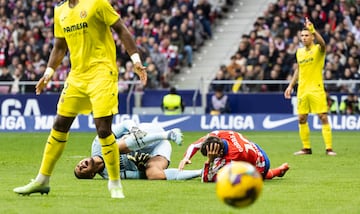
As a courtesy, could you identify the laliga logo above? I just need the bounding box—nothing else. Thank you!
[1,98,41,116]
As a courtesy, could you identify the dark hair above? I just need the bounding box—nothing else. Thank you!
[200,136,224,156]
[302,27,313,33]
[169,87,177,94]
[74,170,82,179]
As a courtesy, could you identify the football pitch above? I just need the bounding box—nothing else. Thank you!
[1,131,359,214]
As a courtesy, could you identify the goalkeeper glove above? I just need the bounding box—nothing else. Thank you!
[127,152,151,171]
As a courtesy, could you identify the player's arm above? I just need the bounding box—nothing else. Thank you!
[201,162,214,182]
[201,143,220,182]
[313,31,326,52]
[36,38,68,95]
[111,18,147,85]
[284,65,299,99]
[305,17,326,52]
[178,137,206,170]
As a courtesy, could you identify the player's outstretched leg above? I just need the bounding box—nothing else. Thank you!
[124,128,183,150]
[130,126,147,139]
[13,179,50,196]
[265,163,290,179]
[167,128,183,146]
[278,163,290,177]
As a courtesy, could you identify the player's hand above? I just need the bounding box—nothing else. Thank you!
[284,86,292,99]
[206,143,221,162]
[127,152,151,171]
[35,75,51,95]
[133,62,147,85]
[305,17,315,33]
[178,158,192,170]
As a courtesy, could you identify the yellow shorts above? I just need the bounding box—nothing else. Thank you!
[297,91,327,114]
[57,77,118,118]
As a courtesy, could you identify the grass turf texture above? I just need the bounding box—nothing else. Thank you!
[1,131,359,214]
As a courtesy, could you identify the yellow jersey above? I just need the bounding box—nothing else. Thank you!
[296,44,325,94]
[163,94,182,115]
[54,0,120,81]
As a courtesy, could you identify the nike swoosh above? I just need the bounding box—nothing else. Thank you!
[151,116,191,128]
[263,115,298,129]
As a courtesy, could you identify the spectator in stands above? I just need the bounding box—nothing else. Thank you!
[209,66,231,92]
[339,67,356,93]
[11,65,27,94]
[179,22,194,67]
[145,62,160,89]
[244,63,264,92]
[169,7,183,30]
[149,42,168,87]
[350,16,360,44]
[226,54,243,79]
[169,29,184,66]
[161,87,185,115]
[7,56,20,76]
[237,37,250,58]
[186,11,206,50]
[339,93,360,114]
[265,69,282,92]
[159,37,178,85]
[0,67,13,93]
[324,69,339,92]
[195,7,212,39]
[209,86,231,115]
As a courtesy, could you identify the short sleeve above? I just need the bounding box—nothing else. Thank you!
[97,0,120,26]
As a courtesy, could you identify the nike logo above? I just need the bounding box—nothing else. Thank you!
[262,115,298,129]
[151,116,191,128]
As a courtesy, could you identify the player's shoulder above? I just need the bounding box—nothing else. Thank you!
[295,47,305,56]
[297,46,306,52]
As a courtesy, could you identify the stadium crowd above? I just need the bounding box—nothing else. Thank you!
[0,0,359,95]
[209,0,360,94]
[0,0,232,93]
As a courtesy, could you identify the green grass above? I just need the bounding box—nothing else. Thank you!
[1,131,359,214]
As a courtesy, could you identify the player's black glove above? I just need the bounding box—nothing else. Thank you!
[127,152,151,171]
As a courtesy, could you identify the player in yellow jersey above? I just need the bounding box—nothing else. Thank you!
[284,17,336,156]
[13,0,147,198]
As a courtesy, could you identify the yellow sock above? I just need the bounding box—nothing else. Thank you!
[299,123,311,149]
[39,129,68,176]
[322,123,332,150]
[99,134,120,181]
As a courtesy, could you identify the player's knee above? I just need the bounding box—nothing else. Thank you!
[298,115,307,124]
[318,113,329,124]
[96,127,112,138]
[145,167,166,180]
[53,115,74,132]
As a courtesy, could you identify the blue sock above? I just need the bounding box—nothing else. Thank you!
[121,170,146,179]
[164,168,202,180]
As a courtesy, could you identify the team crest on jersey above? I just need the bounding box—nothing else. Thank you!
[80,10,87,19]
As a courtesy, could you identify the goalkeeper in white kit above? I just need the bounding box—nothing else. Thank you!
[74,119,202,180]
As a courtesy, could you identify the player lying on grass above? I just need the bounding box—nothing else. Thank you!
[178,130,289,182]
[74,119,202,180]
